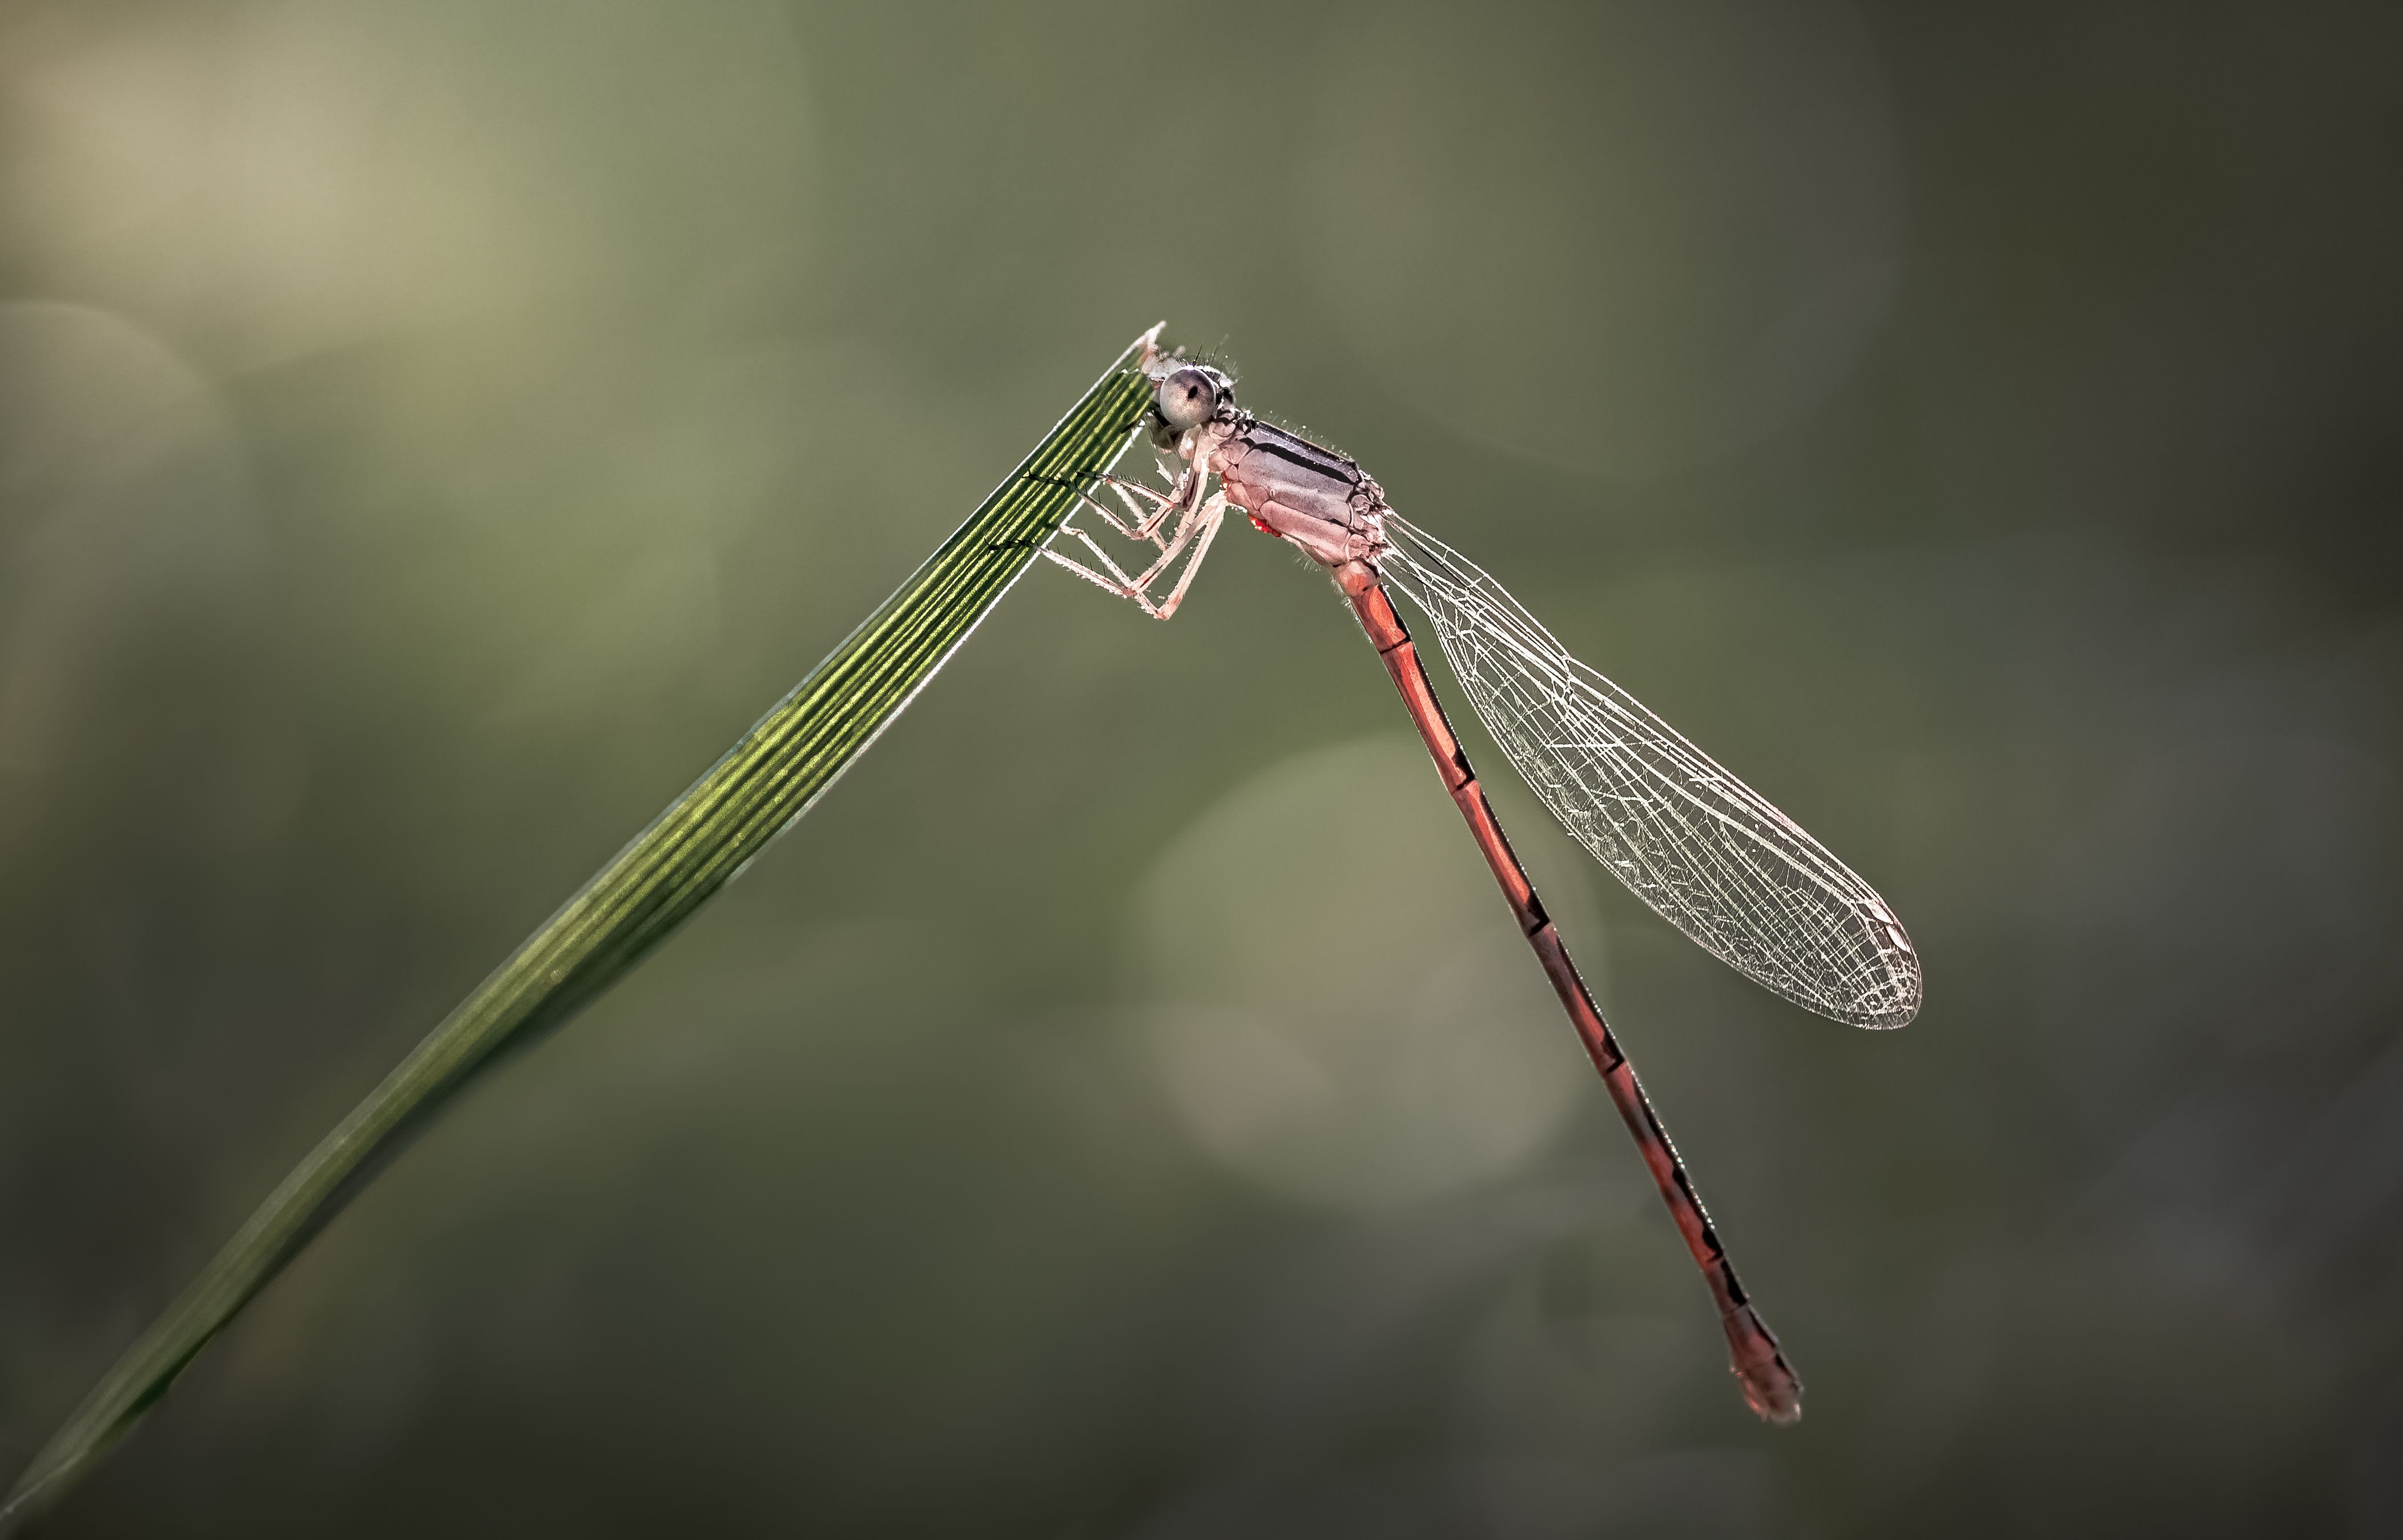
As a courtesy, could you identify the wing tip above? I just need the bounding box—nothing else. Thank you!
[1845,963,1922,1030]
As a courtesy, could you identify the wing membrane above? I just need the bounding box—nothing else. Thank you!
[1378,515,1920,1027]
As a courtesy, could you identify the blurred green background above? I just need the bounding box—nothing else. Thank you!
[4,2,2400,1535]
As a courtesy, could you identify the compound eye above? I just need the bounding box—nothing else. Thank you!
[1154,367,1220,432]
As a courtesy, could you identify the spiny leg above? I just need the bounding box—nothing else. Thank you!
[1041,490,1231,622]
[1076,464,1215,596]
[1040,530,1171,619]
[1116,434,1212,544]
[1060,469,1184,549]
[1148,493,1231,620]
[1124,489,1217,592]
[1042,486,1205,619]
[1040,442,1227,619]
[1104,474,1180,545]
[1030,467,1177,548]
[1100,470,1187,543]
[1057,481,1164,548]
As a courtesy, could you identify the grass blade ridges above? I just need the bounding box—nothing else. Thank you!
[1,328,1162,1533]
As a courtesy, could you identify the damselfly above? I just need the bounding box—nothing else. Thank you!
[1041,340,1922,1423]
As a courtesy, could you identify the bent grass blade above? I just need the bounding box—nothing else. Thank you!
[0,330,1161,1535]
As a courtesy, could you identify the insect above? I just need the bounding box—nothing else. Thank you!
[1041,345,1922,1423]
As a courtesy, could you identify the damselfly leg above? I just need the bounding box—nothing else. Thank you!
[1043,458,1233,620]
[1068,471,1180,547]
[1044,491,1231,620]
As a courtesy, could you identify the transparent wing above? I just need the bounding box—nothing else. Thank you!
[1378,515,1921,1028]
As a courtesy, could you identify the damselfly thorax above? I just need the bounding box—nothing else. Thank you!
[1201,414,1388,572]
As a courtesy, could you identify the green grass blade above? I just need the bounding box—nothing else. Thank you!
[1,329,1162,1533]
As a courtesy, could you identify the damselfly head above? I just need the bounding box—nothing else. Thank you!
[1151,363,1233,437]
